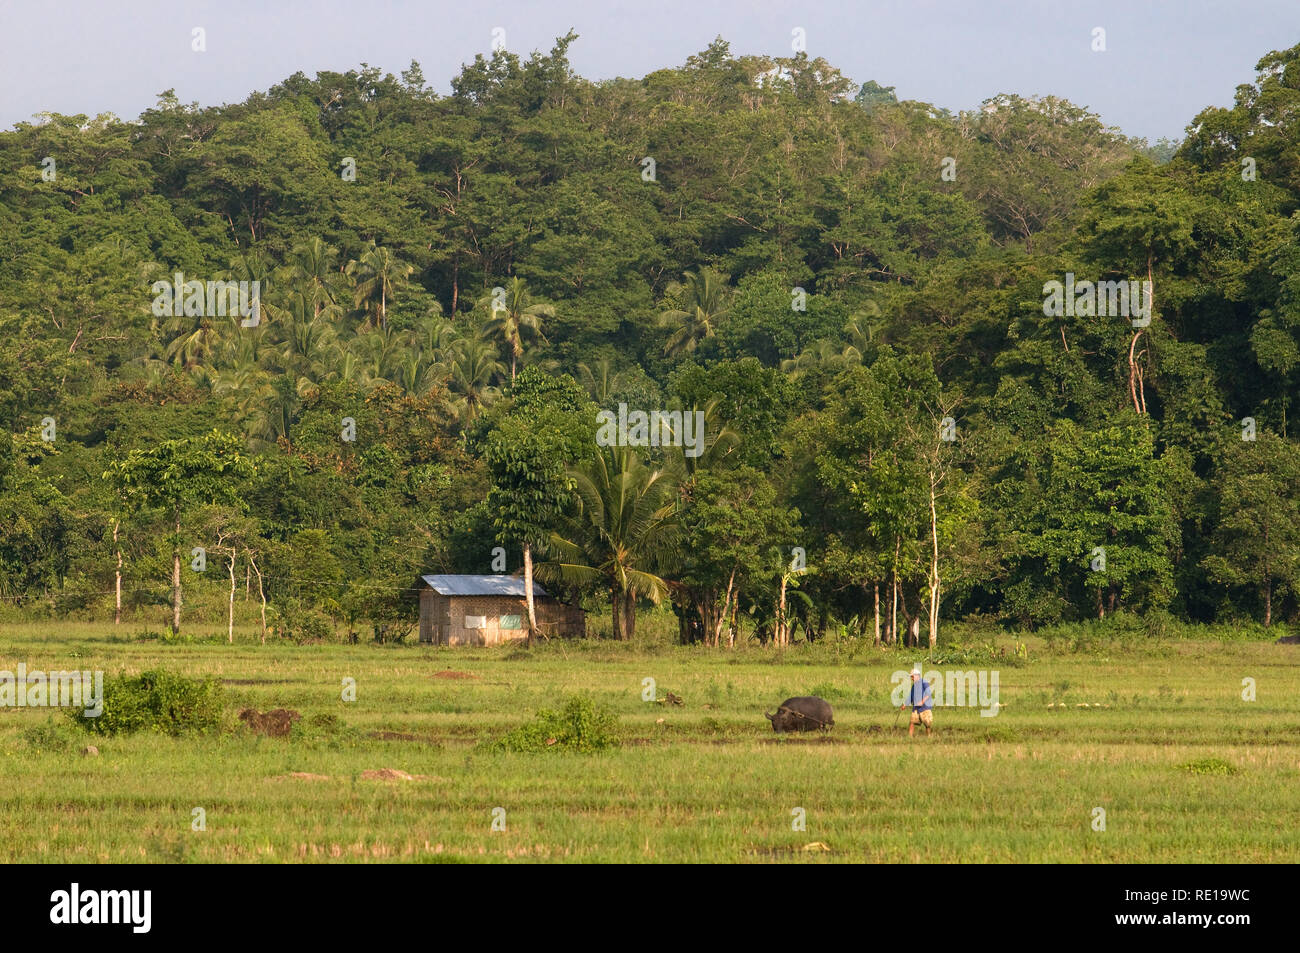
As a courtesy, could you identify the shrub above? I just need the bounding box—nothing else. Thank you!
[271,600,335,643]
[22,717,81,752]
[1178,757,1238,777]
[487,695,619,753]
[70,670,224,736]
[289,712,360,746]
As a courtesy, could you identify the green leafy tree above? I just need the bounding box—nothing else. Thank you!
[105,431,255,633]
[1202,432,1300,625]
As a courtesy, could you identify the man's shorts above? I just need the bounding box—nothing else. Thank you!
[910,709,933,727]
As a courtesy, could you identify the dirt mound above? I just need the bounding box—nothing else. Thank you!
[430,670,478,679]
[222,678,295,685]
[360,768,416,781]
[239,707,301,737]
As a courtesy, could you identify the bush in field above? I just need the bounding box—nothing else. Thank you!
[22,717,82,752]
[271,600,335,643]
[488,695,619,753]
[1179,757,1238,777]
[70,670,224,735]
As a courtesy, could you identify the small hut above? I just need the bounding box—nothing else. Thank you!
[417,574,586,645]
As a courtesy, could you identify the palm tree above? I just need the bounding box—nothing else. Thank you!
[542,447,682,640]
[444,337,505,423]
[276,307,337,381]
[346,242,413,330]
[667,397,739,482]
[162,313,224,368]
[781,338,857,380]
[842,305,886,362]
[211,362,274,442]
[286,237,343,322]
[348,323,406,385]
[477,277,553,381]
[659,267,731,357]
[395,349,441,396]
[576,359,626,403]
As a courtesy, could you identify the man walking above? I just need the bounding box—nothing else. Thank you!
[903,664,934,737]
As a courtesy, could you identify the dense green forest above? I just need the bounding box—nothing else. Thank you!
[1,34,1298,643]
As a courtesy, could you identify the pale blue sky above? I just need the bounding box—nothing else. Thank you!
[1,0,1297,140]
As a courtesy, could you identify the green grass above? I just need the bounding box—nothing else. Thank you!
[0,621,1297,862]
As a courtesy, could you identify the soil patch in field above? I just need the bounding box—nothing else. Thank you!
[429,670,479,679]
[222,678,298,685]
[746,842,834,857]
[276,772,331,781]
[367,730,430,742]
[358,768,446,781]
[239,707,301,737]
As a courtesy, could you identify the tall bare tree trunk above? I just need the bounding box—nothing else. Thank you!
[252,555,267,644]
[113,519,122,626]
[891,538,900,644]
[928,474,940,649]
[613,588,636,640]
[612,587,625,640]
[776,572,788,646]
[873,583,881,646]
[226,551,236,643]
[716,568,735,646]
[1128,330,1144,415]
[171,517,182,634]
[523,542,538,647]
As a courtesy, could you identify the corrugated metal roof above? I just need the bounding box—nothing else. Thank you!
[421,574,548,598]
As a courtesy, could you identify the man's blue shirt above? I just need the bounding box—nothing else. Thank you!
[908,679,933,711]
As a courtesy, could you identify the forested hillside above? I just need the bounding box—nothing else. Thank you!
[2,34,1298,642]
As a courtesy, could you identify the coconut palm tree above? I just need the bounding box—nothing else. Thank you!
[659,267,731,357]
[665,397,740,482]
[347,323,406,386]
[576,359,625,403]
[249,374,311,448]
[285,237,344,322]
[444,337,505,423]
[162,312,226,368]
[781,338,853,380]
[542,447,682,640]
[477,277,553,381]
[346,242,413,330]
[276,308,338,381]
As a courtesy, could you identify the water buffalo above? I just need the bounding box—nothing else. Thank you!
[765,696,834,732]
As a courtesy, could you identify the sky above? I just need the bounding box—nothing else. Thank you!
[1,0,1297,140]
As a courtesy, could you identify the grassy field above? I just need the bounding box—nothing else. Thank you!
[1,620,1297,863]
